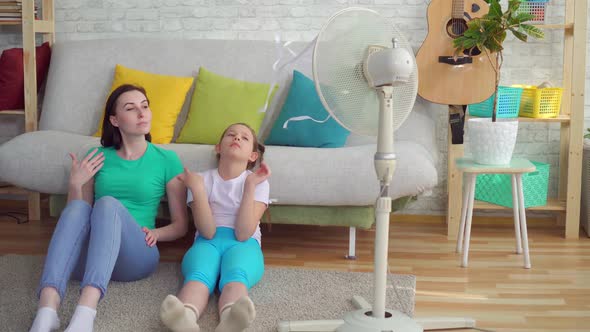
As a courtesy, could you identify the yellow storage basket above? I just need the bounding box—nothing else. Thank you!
[512,84,563,118]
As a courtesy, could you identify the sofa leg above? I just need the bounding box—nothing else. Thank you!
[345,227,357,260]
[28,191,41,221]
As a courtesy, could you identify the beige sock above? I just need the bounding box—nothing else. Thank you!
[215,296,256,332]
[160,294,200,332]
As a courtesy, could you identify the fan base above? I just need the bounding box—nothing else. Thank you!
[337,308,423,332]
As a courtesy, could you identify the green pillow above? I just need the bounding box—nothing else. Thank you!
[177,67,277,144]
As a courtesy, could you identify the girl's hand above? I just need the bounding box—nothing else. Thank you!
[246,162,271,186]
[142,227,159,247]
[176,168,204,191]
[68,148,104,188]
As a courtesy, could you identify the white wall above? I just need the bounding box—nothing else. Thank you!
[0,0,589,215]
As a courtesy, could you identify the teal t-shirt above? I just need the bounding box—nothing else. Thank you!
[91,142,183,229]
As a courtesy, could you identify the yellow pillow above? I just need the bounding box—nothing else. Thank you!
[94,64,194,144]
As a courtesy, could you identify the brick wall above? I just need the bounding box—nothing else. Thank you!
[1,0,589,215]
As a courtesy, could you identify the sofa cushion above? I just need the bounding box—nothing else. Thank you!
[94,64,194,144]
[0,131,437,205]
[177,67,276,144]
[0,42,51,110]
[265,70,350,148]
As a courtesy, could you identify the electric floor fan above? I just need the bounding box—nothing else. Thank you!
[278,7,476,332]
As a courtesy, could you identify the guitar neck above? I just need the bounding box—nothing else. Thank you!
[452,0,464,19]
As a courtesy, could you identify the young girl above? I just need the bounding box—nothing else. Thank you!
[160,123,270,332]
[29,84,188,332]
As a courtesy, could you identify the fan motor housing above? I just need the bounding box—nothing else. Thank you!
[364,46,413,87]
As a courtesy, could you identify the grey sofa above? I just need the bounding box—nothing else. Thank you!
[0,38,441,256]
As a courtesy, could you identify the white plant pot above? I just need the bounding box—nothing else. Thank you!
[467,118,519,165]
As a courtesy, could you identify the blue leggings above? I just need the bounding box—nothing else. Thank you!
[38,197,159,300]
[181,227,264,294]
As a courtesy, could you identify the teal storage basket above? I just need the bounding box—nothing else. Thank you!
[468,86,523,118]
[474,161,550,208]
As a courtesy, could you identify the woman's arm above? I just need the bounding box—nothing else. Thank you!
[152,177,189,242]
[235,181,267,242]
[67,179,94,205]
[67,149,103,205]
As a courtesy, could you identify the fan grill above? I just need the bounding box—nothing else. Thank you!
[313,8,418,136]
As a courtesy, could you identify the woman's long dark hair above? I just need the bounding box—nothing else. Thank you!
[100,84,152,149]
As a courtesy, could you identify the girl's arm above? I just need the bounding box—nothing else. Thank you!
[235,181,267,242]
[235,162,271,241]
[188,179,217,239]
[151,177,189,242]
[177,168,216,239]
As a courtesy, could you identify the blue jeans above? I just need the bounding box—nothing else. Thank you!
[38,196,159,300]
[181,227,264,294]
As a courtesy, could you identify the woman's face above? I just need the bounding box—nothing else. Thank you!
[216,124,258,163]
[109,90,152,136]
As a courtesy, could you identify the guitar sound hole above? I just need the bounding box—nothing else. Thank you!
[446,18,468,38]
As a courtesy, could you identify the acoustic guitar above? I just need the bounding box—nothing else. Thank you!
[416,0,496,105]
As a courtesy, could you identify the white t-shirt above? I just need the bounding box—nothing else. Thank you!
[186,168,270,244]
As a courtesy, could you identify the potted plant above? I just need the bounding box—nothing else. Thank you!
[453,0,544,164]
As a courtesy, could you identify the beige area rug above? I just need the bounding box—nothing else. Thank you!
[0,255,415,332]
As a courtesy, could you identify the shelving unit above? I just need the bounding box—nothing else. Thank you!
[0,0,54,221]
[446,0,588,240]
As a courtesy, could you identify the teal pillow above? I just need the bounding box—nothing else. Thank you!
[265,70,350,147]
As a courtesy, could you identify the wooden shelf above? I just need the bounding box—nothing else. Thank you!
[532,23,574,30]
[467,115,571,123]
[34,20,53,33]
[447,0,587,240]
[516,115,570,123]
[0,19,53,33]
[473,198,566,212]
[0,0,53,222]
[0,109,25,115]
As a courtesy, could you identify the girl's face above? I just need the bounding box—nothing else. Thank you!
[109,90,152,136]
[216,124,258,164]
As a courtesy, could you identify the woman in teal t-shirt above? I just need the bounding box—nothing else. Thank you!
[29,84,188,332]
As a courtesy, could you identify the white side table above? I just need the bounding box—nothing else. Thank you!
[455,158,536,269]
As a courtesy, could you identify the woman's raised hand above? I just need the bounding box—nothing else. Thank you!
[176,167,204,190]
[246,161,271,186]
[68,148,104,188]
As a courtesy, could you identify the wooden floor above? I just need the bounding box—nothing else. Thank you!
[1,200,589,332]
